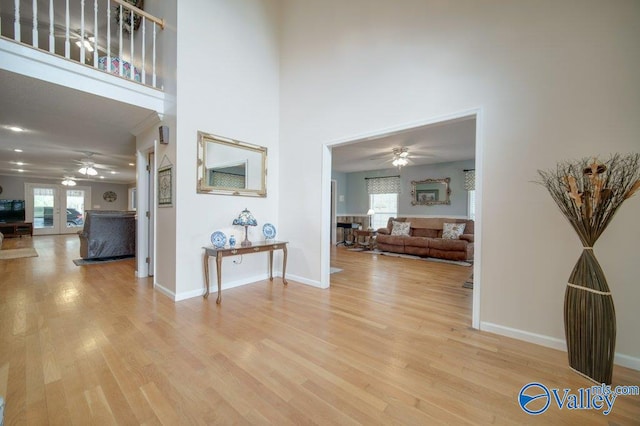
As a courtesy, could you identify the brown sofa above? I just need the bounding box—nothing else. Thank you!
[376,217,474,261]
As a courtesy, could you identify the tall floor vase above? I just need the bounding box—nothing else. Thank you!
[565,249,616,384]
[538,154,640,385]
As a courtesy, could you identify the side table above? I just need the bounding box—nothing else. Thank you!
[353,229,376,250]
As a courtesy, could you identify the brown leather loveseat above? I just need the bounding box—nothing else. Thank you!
[376,217,474,261]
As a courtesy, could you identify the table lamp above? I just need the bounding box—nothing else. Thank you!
[367,208,375,230]
[233,208,258,246]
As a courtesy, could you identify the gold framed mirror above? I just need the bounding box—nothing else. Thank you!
[410,177,451,205]
[197,131,267,197]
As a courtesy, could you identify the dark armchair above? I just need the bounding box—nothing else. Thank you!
[79,210,136,259]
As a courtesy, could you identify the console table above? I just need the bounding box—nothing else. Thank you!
[203,240,288,304]
[0,222,33,238]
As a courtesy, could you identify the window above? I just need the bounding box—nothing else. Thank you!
[370,193,398,229]
[468,190,476,220]
[366,176,401,229]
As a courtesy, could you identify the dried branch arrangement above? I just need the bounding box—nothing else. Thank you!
[537,153,640,384]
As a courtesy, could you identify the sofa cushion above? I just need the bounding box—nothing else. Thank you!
[411,228,439,238]
[391,221,411,236]
[404,237,430,248]
[430,238,468,250]
[442,223,466,239]
[376,234,407,246]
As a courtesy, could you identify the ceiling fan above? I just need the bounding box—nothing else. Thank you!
[72,152,111,176]
[53,27,110,57]
[370,146,431,169]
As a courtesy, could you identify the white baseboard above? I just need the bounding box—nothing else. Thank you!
[173,273,271,301]
[481,322,640,371]
[154,282,176,300]
[286,273,324,288]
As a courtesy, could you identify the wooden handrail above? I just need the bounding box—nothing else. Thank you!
[111,0,165,29]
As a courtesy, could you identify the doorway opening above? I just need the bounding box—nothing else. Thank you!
[322,108,483,328]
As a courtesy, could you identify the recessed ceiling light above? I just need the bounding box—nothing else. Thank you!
[14,148,23,152]
[8,126,24,132]
[99,176,105,179]
[128,163,135,166]
[17,169,25,172]
[110,171,117,174]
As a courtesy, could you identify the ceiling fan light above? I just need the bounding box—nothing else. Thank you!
[75,39,94,52]
[61,177,76,186]
[79,165,97,176]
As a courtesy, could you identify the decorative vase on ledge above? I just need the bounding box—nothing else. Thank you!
[537,153,640,384]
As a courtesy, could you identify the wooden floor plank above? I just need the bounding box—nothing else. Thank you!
[0,234,639,424]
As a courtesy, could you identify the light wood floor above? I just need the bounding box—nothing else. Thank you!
[1,235,639,424]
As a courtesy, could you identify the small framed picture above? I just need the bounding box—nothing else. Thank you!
[158,166,173,207]
[417,189,439,202]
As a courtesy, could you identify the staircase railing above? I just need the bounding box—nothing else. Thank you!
[1,0,165,89]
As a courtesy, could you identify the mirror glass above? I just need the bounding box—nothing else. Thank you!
[197,132,267,197]
[411,177,451,205]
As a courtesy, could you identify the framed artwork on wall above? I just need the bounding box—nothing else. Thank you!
[417,189,439,203]
[158,166,173,207]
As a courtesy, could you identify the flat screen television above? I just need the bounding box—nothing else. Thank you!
[0,199,26,223]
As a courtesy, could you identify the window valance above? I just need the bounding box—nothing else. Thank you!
[464,169,476,191]
[366,176,401,194]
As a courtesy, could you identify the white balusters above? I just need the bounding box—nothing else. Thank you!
[49,0,55,53]
[14,0,20,43]
[152,22,157,88]
[107,1,111,71]
[5,0,164,90]
[93,0,98,66]
[65,0,70,58]
[32,0,38,48]
[129,10,134,80]
[80,0,85,64]
[118,4,123,78]
[141,17,146,84]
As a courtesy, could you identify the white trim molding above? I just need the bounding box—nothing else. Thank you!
[481,322,640,371]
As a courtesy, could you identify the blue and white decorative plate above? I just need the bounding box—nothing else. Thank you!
[263,223,276,240]
[210,231,227,248]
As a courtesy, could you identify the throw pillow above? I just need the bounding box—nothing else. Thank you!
[442,222,466,239]
[391,221,411,236]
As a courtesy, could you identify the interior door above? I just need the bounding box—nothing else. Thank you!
[148,151,155,275]
[26,184,91,235]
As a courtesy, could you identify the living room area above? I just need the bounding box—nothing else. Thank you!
[329,115,477,302]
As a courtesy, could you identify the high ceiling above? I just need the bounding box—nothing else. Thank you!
[332,117,476,173]
[0,69,156,185]
[0,70,475,187]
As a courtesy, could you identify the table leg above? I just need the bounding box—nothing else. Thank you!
[282,245,288,285]
[203,252,210,298]
[269,250,274,281]
[216,254,223,304]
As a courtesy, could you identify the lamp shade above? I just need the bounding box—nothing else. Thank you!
[232,208,257,227]
[366,209,375,216]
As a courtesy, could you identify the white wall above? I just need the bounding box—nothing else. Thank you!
[279,0,640,364]
[170,0,280,300]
